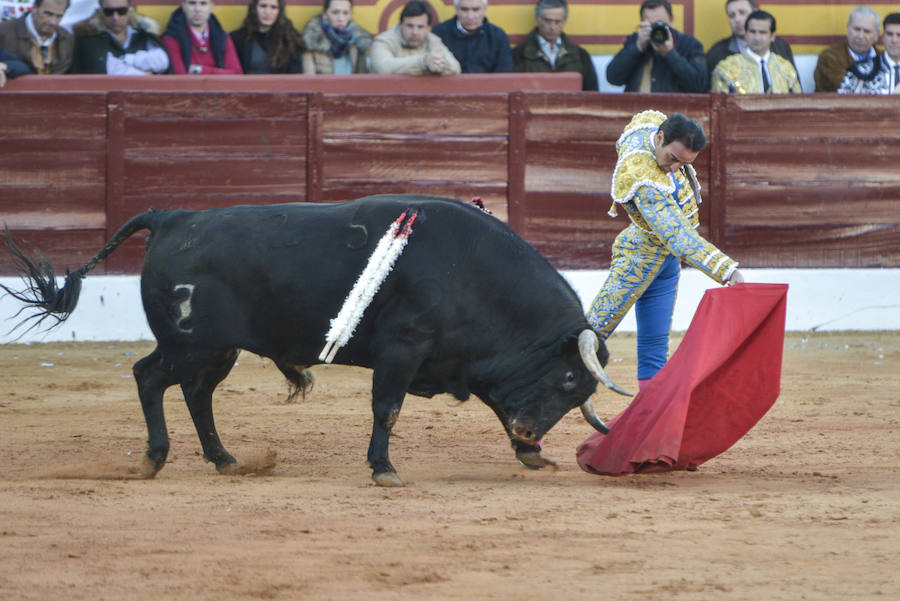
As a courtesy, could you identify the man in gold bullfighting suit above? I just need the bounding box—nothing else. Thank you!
[587,110,744,390]
[711,10,801,94]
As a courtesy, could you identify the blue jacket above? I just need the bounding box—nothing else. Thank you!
[431,17,513,74]
[1,45,30,78]
[606,29,707,93]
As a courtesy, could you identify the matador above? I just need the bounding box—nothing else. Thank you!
[586,110,743,388]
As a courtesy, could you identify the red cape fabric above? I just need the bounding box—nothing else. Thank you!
[577,283,788,476]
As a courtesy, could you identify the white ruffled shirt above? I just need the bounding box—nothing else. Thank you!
[104,26,170,75]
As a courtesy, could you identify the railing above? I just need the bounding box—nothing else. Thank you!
[2,75,898,274]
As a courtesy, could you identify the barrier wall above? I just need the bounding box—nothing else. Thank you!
[2,77,899,275]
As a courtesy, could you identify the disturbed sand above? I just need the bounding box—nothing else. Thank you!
[1,331,898,600]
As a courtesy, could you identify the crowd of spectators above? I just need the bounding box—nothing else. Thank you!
[1,0,898,94]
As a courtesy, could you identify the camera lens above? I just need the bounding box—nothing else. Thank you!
[650,21,669,44]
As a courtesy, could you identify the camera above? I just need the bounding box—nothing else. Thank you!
[649,21,670,45]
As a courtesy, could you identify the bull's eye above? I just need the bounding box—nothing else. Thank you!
[562,371,577,391]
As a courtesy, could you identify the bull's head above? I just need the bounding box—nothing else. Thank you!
[489,330,629,463]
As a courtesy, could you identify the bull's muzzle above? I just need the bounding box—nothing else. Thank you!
[578,329,632,435]
[509,418,540,444]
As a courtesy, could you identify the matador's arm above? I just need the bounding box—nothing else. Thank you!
[632,185,738,284]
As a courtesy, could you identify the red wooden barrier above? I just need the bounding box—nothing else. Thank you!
[1,81,899,275]
[3,73,582,94]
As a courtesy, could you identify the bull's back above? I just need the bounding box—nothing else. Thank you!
[138,195,581,361]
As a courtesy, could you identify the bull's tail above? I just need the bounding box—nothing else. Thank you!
[1,211,156,336]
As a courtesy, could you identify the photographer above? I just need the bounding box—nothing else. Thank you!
[606,0,707,92]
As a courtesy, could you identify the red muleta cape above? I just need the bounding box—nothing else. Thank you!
[577,283,788,476]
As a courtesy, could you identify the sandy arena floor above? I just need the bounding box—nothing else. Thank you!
[1,331,898,600]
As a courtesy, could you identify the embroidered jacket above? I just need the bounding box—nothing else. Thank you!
[711,51,801,93]
[608,110,737,284]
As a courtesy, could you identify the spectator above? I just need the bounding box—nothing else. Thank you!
[1,45,31,85]
[301,0,372,74]
[162,0,242,74]
[884,13,900,93]
[0,0,73,74]
[711,10,800,93]
[512,0,598,90]
[706,0,794,82]
[370,1,459,75]
[230,0,303,73]
[814,6,881,92]
[431,0,513,73]
[606,0,707,93]
[72,0,169,74]
[838,11,900,93]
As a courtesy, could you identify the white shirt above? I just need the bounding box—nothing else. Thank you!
[104,26,170,75]
[746,47,772,89]
[25,13,56,48]
[537,35,562,67]
[884,53,900,94]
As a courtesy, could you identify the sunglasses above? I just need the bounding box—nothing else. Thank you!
[102,7,129,16]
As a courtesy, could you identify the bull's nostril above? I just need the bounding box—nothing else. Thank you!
[512,422,536,442]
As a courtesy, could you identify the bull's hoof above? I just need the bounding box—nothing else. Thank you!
[216,462,241,475]
[516,450,559,471]
[140,454,163,478]
[372,471,406,487]
[215,450,277,476]
[213,456,241,475]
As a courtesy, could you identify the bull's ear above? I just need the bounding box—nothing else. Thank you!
[595,337,611,368]
[567,332,610,368]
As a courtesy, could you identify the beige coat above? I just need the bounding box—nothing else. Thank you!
[370,25,460,75]
[301,15,372,74]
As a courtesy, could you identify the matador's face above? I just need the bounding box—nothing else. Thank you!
[653,130,699,174]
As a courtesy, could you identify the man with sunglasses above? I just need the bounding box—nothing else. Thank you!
[0,0,74,74]
[72,0,169,74]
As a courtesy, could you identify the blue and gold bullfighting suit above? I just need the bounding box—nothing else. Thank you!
[587,110,738,381]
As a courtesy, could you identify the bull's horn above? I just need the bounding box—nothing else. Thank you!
[580,400,610,434]
[578,329,632,397]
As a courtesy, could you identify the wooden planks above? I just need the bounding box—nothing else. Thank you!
[2,89,900,276]
[4,73,583,94]
[319,95,510,219]
[103,91,309,272]
[0,93,107,274]
[718,95,900,267]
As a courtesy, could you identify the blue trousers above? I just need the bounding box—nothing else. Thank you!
[635,253,680,380]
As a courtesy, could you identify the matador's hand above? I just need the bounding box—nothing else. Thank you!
[726,269,745,286]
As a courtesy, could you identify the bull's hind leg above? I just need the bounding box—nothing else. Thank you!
[180,349,240,473]
[133,347,179,477]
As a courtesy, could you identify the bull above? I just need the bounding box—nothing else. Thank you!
[2,195,626,486]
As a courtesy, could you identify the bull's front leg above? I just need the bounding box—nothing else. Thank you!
[366,316,431,486]
[367,394,405,487]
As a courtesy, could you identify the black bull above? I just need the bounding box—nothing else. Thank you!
[2,195,627,486]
